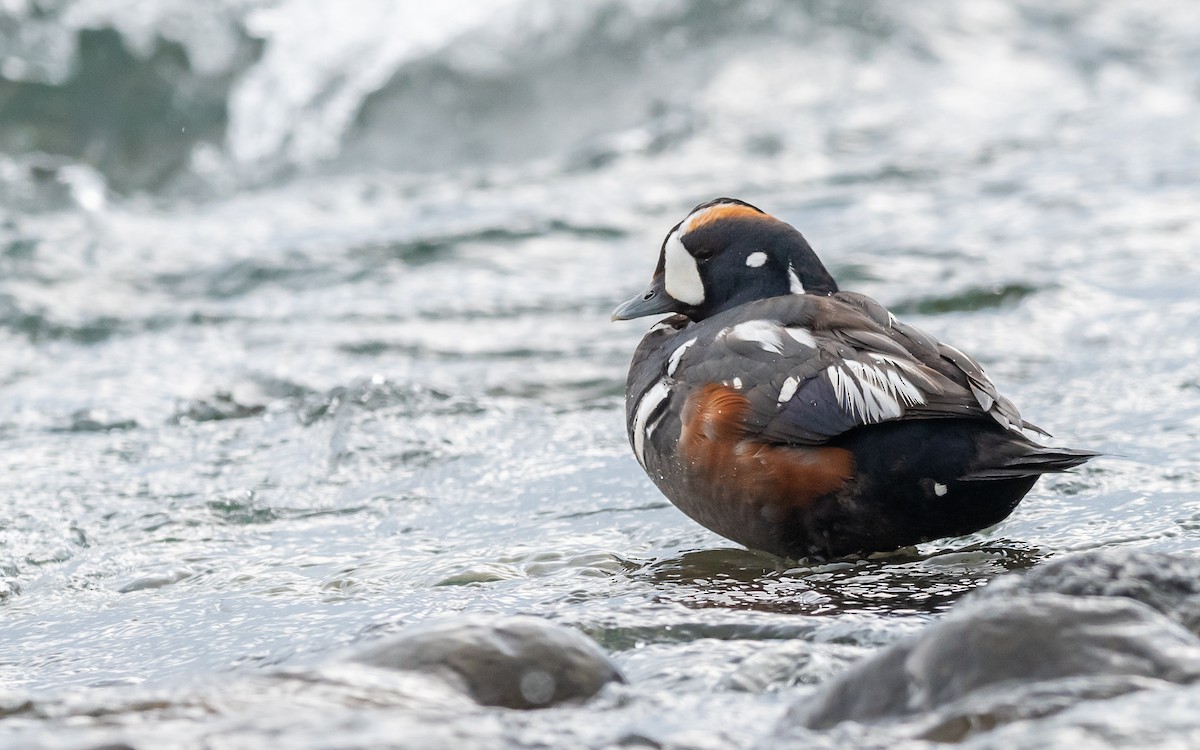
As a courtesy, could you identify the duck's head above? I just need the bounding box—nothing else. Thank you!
[612,198,838,323]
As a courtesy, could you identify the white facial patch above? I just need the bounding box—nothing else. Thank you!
[934,482,949,496]
[724,320,785,354]
[667,337,697,377]
[632,381,671,468]
[745,251,767,267]
[663,231,704,305]
[788,263,806,294]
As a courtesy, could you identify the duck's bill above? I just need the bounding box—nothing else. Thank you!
[611,281,680,320]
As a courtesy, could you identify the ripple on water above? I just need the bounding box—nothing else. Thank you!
[633,542,1044,617]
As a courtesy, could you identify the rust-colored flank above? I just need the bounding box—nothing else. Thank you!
[680,384,853,508]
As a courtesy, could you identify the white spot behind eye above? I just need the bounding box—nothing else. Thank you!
[788,263,806,294]
[745,251,767,267]
[663,231,704,305]
[633,381,670,467]
[934,482,948,496]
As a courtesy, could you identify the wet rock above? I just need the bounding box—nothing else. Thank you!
[970,548,1200,635]
[784,593,1200,732]
[172,391,265,423]
[350,615,624,709]
[57,408,138,432]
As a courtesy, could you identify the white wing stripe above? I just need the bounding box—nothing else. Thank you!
[667,337,697,377]
[633,381,670,467]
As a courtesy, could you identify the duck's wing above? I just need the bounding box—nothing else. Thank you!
[671,293,1034,446]
[832,291,1046,435]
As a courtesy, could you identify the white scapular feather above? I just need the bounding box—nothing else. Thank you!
[826,359,926,423]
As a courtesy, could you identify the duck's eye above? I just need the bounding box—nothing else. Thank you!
[691,245,716,262]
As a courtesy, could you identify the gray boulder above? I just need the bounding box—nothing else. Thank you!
[970,548,1200,634]
[785,593,1200,732]
[351,615,624,709]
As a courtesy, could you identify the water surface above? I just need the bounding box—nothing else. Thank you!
[2,1,1200,747]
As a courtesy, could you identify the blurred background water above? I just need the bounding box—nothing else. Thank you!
[2,0,1200,747]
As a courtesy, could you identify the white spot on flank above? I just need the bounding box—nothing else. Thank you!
[778,376,800,405]
[783,327,817,348]
[934,482,948,496]
[725,320,785,354]
[633,381,670,467]
[663,231,704,305]
[667,337,697,377]
[745,251,767,267]
[723,377,744,390]
[788,263,805,294]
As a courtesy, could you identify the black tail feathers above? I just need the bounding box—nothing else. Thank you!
[964,444,1099,481]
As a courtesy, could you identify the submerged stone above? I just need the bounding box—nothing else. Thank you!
[970,548,1200,635]
[350,615,624,709]
[784,593,1200,732]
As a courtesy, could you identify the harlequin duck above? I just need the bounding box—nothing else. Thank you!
[613,198,1096,560]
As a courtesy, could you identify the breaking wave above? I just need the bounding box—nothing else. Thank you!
[3,0,1198,199]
